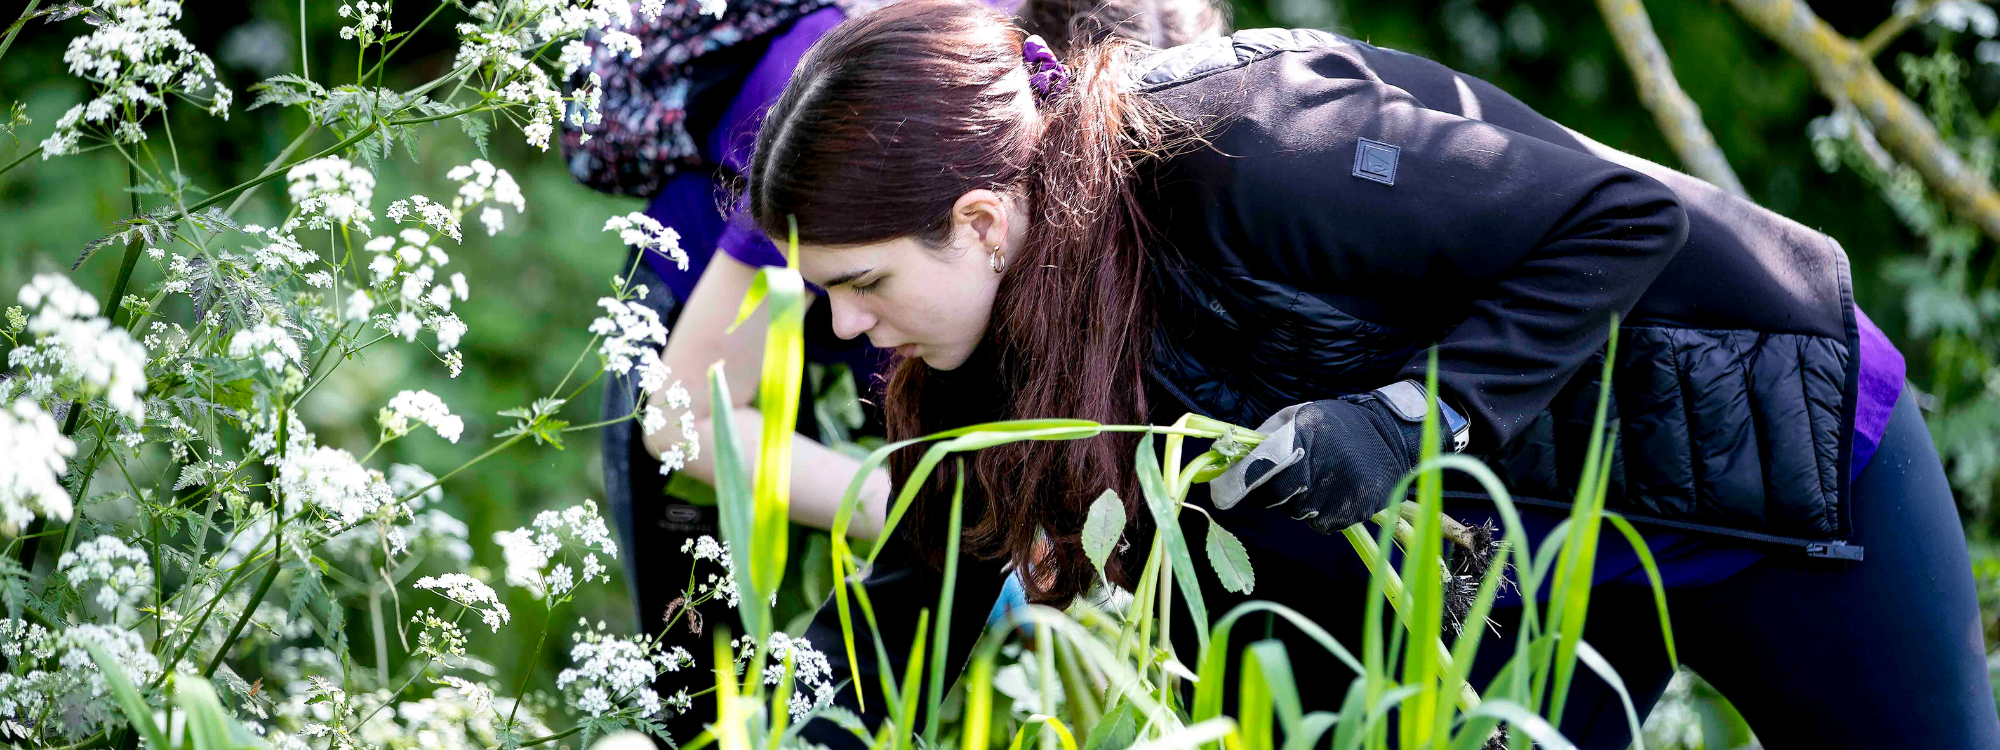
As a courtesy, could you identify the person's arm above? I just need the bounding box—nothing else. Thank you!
[1158,70,1690,451]
[644,251,891,538]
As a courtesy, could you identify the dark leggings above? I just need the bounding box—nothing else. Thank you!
[1523,389,1999,749]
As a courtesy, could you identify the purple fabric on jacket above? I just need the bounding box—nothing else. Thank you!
[1851,305,1905,478]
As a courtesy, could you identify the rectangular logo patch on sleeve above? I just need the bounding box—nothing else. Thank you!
[1352,138,1401,186]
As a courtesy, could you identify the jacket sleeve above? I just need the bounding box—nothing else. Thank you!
[796,528,1008,748]
[1160,73,1690,451]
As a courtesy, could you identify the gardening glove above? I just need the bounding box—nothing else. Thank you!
[1211,381,1466,535]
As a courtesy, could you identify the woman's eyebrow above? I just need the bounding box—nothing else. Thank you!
[817,267,875,288]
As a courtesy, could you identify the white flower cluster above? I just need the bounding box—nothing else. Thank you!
[0,399,77,534]
[603,212,687,270]
[0,623,164,744]
[277,444,397,532]
[446,159,525,237]
[227,322,304,374]
[413,573,511,632]
[43,0,232,159]
[386,195,463,244]
[491,500,617,600]
[735,632,835,723]
[58,536,153,617]
[358,226,469,363]
[238,223,321,274]
[287,157,377,232]
[680,535,739,608]
[337,2,392,44]
[450,0,659,150]
[555,620,676,718]
[588,264,697,467]
[379,389,465,443]
[8,275,148,423]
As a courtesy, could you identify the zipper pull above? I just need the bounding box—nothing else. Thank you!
[1804,540,1864,561]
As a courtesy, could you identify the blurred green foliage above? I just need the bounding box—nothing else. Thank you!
[8,0,2000,738]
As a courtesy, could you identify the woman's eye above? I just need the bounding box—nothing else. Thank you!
[852,277,883,294]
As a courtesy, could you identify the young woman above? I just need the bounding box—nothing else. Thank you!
[563,0,1223,740]
[744,1,2000,747]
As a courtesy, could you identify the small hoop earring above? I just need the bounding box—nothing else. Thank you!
[989,245,1006,274]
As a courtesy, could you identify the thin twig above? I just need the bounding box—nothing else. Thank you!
[1595,0,1747,196]
[1726,0,2000,244]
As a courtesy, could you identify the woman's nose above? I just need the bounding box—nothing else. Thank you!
[828,295,874,341]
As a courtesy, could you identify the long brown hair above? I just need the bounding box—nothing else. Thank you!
[747,0,1199,605]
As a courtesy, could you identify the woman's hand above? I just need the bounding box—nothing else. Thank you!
[1210,394,1434,534]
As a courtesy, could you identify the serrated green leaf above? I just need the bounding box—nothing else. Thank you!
[1204,515,1255,594]
[1081,490,1125,579]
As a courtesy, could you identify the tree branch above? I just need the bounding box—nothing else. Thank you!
[1596,0,1747,196]
[1857,0,1938,60]
[1726,0,2000,245]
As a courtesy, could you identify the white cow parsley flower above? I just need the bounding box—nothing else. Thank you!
[286,156,377,231]
[0,399,76,534]
[9,275,148,423]
[556,625,673,719]
[385,194,462,243]
[57,536,152,617]
[413,573,511,632]
[277,445,396,531]
[602,212,686,270]
[378,390,464,443]
[43,0,231,160]
[492,499,617,600]
[447,159,524,236]
[226,323,302,374]
[338,1,393,44]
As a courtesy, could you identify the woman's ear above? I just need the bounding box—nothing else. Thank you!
[951,189,1011,252]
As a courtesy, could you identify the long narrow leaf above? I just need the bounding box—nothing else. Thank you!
[922,467,967,746]
[1135,433,1208,651]
[708,364,768,641]
[1604,513,1678,667]
[1573,639,1646,750]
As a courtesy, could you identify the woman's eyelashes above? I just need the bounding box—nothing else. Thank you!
[851,275,884,294]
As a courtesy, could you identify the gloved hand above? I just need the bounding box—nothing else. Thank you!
[1209,393,1436,534]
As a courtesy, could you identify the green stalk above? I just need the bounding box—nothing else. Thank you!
[0,1,39,67]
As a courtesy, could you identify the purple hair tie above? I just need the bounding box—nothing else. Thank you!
[1021,34,1071,99]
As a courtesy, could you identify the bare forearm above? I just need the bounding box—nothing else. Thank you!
[668,403,889,539]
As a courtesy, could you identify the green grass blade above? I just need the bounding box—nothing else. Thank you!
[1330,676,1369,750]
[1135,433,1209,652]
[922,466,967,746]
[1603,513,1678,667]
[1247,639,1305,737]
[1464,698,1577,750]
[1398,351,1449,747]
[963,637,1001,750]
[749,263,806,596]
[708,364,768,641]
[173,675,240,750]
[83,641,169,750]
[1239,646,1275,750]
[893,609,931,750]
[1573,639,1646,750]
[1283,712,1340,750]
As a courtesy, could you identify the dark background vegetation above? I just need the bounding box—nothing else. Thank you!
[6,0,1997,730]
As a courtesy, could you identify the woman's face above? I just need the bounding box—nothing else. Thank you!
[798,190,1024,370]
